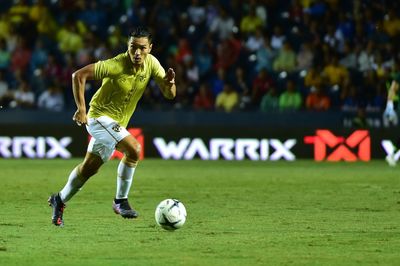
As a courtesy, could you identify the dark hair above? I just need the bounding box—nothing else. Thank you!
[130,27,152,43]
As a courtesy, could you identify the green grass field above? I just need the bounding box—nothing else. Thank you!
[0,159,399,266]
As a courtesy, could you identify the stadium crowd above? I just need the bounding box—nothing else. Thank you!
[0,0,399,113]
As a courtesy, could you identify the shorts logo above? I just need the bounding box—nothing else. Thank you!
[112,124,121,132]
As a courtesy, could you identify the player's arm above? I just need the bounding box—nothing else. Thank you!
[387,79,399,102]
[72,64,95,126]
[384,79,400,121]
[159,68,176,99]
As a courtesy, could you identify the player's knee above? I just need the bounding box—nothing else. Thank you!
[126,142,141,162]
[123,144,140,167]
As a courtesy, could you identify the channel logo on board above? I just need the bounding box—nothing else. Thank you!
[304,130,370,162]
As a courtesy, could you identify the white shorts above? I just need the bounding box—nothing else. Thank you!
[86,116,130,162]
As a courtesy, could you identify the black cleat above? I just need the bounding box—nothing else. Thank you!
[48,193,65,226]
[112,199,138,219]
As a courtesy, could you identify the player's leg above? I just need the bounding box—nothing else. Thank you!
[112,135,141,219]
[48,152,104,226]
[60,152,104,202]
[385,137,400,166]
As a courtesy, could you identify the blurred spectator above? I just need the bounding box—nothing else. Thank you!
[187,0,206,26]
[30,39,48,72]
[209,6,235,41]
[11,37,31,73]
[273,41,297,73]
[244,27,264,53]
[75,33,96,66]
[232,66,250,94]
[8,0,30,26]
[215,82,239,112]
[57,20,84,54]
[335,13,355,42]
[214,34,241,71]
[175,38,193,65]
[270,26,286,50]
[35,6,58,37]
[37,81,65,112]
[255,34,275,72]
[372,52,389,80]
[357,40,375,72]
[78,0,107,35]
[339,42,357,70]
[125,0,147,28]
[251,68,274,105]
[260,86,279,112]
[296,41,314,70]
[0,38,10,71]
[9,79,35,109]
[29,0,49,23]
[184,55,200,85]
[305,85,331,111]
[43,54,63,82]
[30,67,47,94]
[107,26,125,53]
[210,68,226,97]
[279,79,302,111]
[0,14,11,40]
[240,6,264,35]
[193,83,214,111]
[324,24,344,52]
[304,65,323,88]
[150,0,178,36]
[173,79,191,111]
[371,20,390,45]
[383,9,400,37]
[304,0,327,17]
[194,38,213,79]
[322,55,349,87]
[205,0,219,28]
[60,54,75,90]
[251,0,267,26]
[289,0,304,24]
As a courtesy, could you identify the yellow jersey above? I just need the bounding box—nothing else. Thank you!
[88,52,166,127]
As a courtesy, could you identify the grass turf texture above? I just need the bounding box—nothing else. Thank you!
[0,159,399,266]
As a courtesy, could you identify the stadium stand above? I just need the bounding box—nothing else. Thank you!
[0,0,399,116]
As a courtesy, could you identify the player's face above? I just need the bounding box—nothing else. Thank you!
[128,37,152,66]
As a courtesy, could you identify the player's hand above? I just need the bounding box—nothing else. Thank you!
[163,68,175,85]
[73,109,87,126]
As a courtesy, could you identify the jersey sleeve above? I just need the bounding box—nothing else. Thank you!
[94,54,124,80]
[149,55,166,86]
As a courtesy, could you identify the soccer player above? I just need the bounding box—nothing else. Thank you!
[48,27,176,226]
[383,73,400,166]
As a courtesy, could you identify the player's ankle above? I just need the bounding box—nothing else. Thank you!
[114,198,128,204]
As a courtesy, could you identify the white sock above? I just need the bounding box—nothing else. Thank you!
[59,167,85,203]
[116,161,135,199]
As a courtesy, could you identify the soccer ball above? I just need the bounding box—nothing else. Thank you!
[155,199,187,230]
